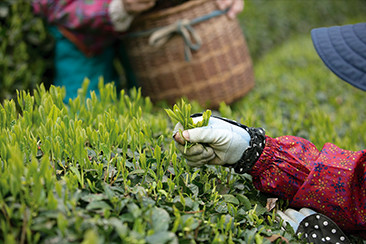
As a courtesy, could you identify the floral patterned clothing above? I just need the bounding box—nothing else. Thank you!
[32,0,137,102]
[250,135,366,238]
[32,0,132,55]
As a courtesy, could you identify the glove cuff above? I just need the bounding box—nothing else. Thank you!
[190,113,266,173]
[230,125,266,174]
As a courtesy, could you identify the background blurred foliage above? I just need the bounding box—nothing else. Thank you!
[1,0,366,101]
[240,0,366,61]
[0,0,54,101]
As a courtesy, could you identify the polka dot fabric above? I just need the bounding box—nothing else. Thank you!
[250,136,366,239]
[297,213,351,244]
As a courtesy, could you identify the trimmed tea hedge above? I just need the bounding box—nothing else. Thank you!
[1,35,366,243]
[0,82,294,243]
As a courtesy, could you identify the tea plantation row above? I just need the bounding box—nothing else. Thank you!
[1,35,366,243]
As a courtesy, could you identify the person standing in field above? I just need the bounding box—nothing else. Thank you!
[32,0,244,103]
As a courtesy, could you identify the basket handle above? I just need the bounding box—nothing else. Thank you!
[125,8,229,61]
[149,19,202,61]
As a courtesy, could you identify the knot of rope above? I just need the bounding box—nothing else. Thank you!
[148,19,202,61]
[124,9,229,62]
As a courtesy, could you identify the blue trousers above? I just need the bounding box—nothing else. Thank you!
[49,27,137,103]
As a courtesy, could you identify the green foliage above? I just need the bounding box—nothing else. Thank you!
[0,0,54,101]
[1,0,366,243]
[239,0,366,60]
[1,81,298,243]
[165,99,194,130]
[1,35,365,240]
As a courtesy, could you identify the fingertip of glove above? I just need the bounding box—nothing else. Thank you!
[173,130,188,145]
[182,130,190,141]
[187,160,202,167]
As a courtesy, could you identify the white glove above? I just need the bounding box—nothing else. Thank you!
[277,208,316,231]
[173,116,251,167]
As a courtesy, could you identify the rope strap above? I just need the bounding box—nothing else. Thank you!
[149,19,202,61]
[125,9,229,61]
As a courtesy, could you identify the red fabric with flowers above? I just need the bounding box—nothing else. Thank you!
[32,0,118,55]
[250,136,366,238]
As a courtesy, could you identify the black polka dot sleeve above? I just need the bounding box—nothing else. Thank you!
[297,213,351,244]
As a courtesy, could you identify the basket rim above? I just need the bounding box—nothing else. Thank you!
[136,0,209,22]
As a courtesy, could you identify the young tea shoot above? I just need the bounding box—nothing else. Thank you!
[165,99,211,152]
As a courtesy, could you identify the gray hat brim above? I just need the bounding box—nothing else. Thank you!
[311,23,366,91]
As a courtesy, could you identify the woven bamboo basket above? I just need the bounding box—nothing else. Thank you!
[122,0,254,108]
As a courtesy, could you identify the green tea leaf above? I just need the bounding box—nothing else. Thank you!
[222,194,240,205]
[146,231,177,244]
[149,207,170,232]
[86,201,112,211]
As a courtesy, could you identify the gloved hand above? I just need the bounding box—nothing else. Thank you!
[216,0,245,19]
[173,115,252,167]
[277,208,351,244]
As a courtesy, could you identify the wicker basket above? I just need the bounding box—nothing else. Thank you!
[122,0,254,108]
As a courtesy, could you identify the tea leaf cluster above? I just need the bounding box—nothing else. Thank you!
[165,100,212,152]
[165,99,211,130]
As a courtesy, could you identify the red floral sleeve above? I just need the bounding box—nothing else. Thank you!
[250,136,366,238]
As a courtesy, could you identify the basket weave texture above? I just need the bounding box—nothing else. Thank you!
[123,0,255,108]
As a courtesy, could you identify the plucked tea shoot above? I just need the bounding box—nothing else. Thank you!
[165,99,211,152]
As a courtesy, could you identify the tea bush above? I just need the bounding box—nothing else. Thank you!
[0,82,293,243]
[1,0,366,243]
[1,33,366,243]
